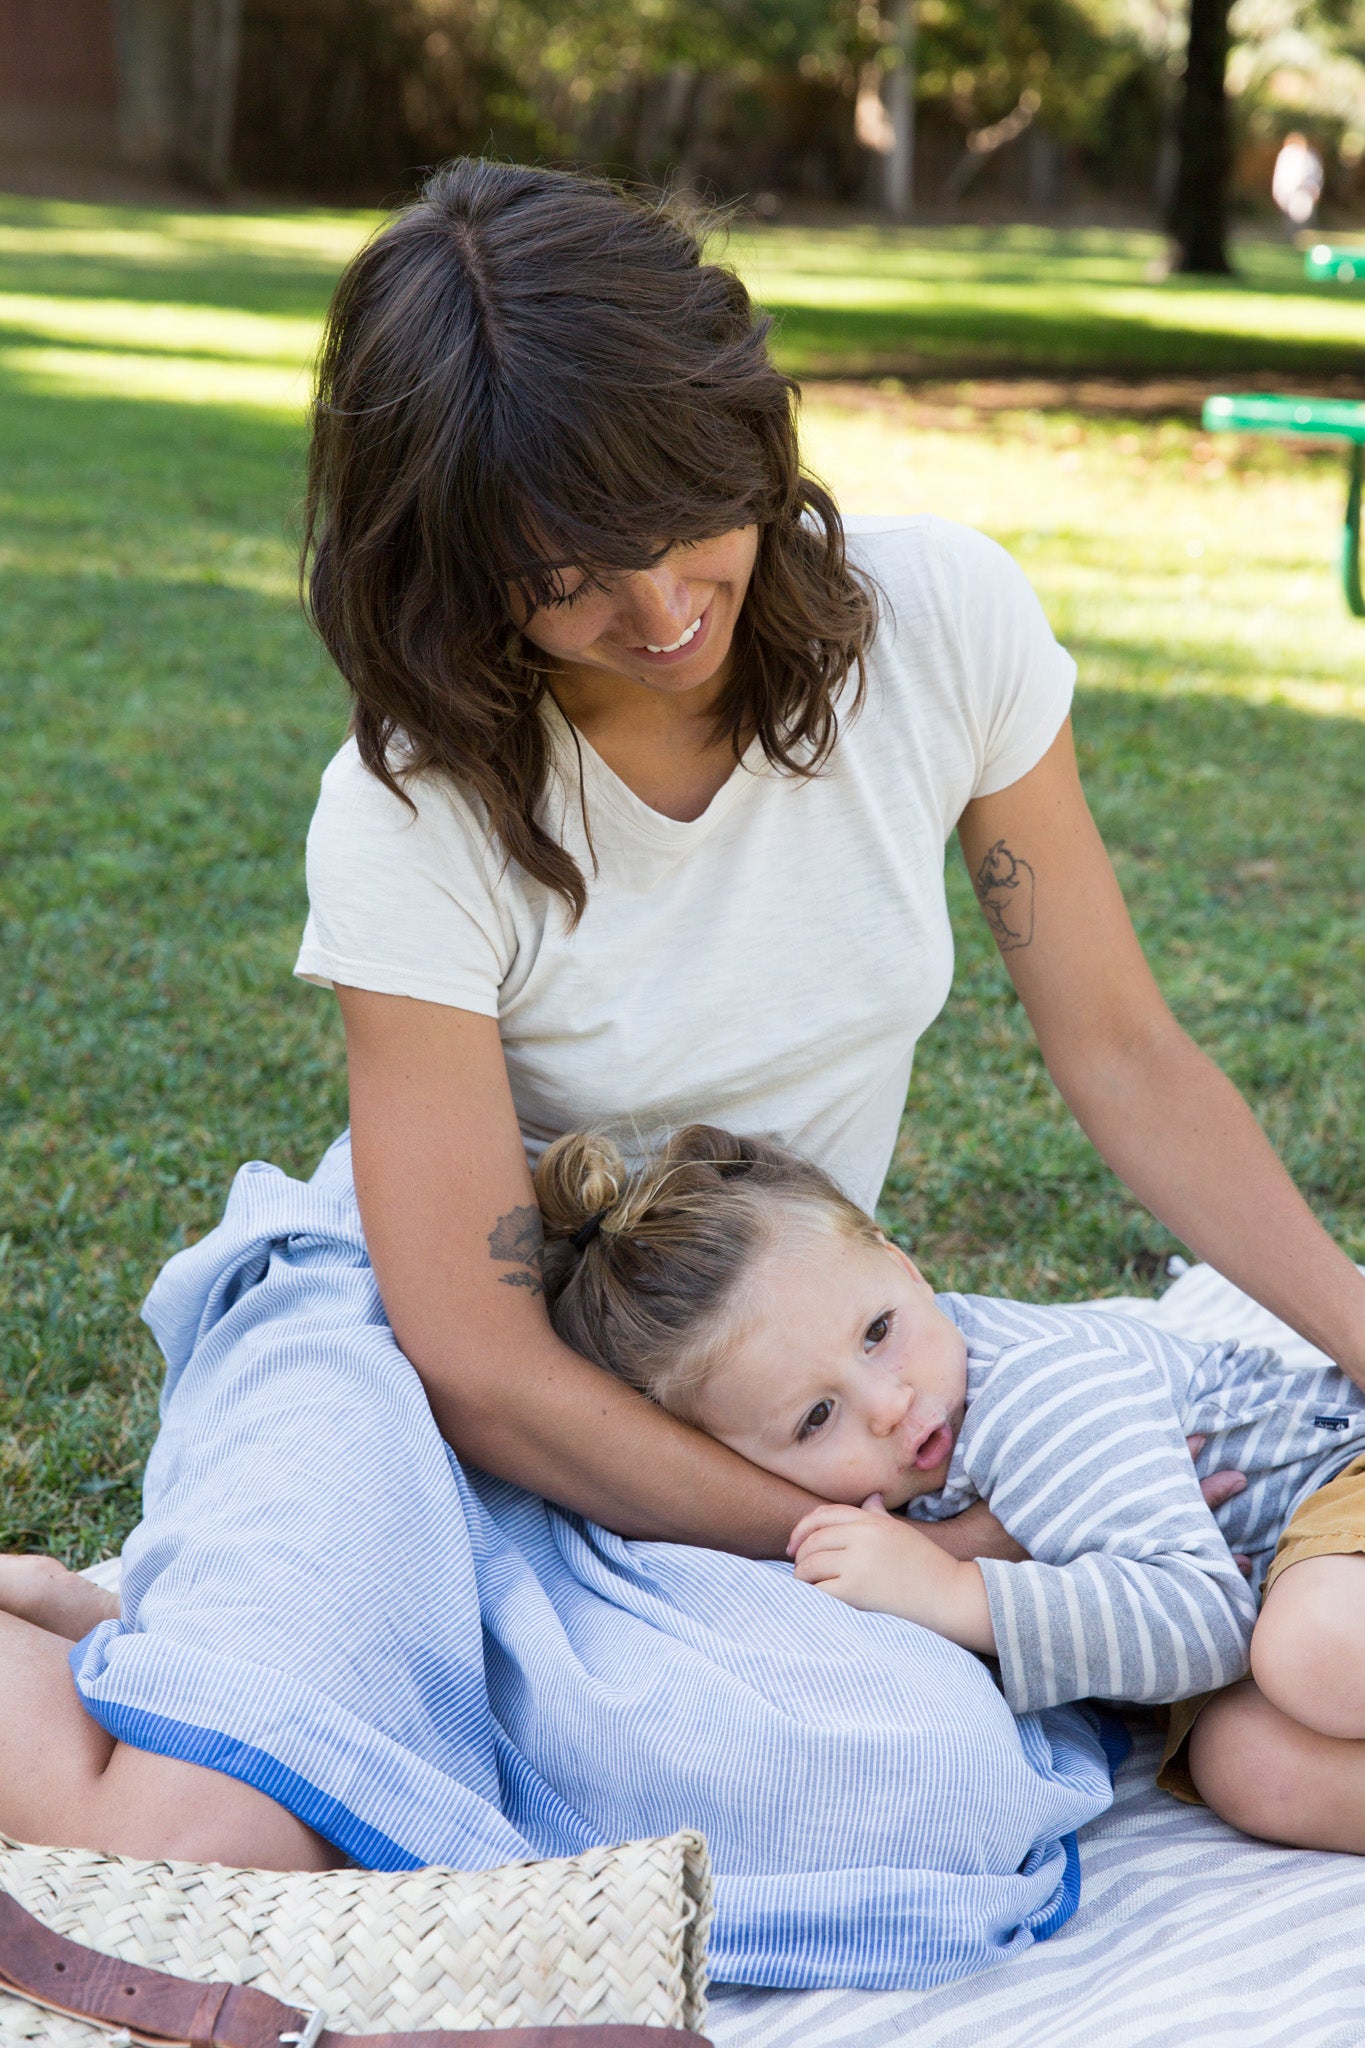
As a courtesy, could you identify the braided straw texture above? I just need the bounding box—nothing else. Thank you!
[0,1827,710,2044]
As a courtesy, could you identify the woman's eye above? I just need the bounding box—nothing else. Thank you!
[864,1313,892,1350]
[798,1400,833,1441]
[548,581,590,609]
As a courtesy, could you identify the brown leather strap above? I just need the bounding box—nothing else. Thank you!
[0,1891,711,2047]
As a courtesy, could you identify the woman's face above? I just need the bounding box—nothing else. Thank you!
[517,526,759,701]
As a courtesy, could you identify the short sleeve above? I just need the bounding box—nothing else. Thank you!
[294,740,511,1017]
[927,520,1076,799]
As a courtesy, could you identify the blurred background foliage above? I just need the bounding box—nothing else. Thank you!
[222,0,1365,214]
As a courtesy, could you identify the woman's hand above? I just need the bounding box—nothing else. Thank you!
[958,719,1365,1386]
[913,1498,1028,1563]
[788,1495,996,1653]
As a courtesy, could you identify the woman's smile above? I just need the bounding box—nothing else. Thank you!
[622,599,714,668]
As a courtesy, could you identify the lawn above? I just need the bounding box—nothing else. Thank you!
[733,221,1365,380]
[1,195,1363,1560]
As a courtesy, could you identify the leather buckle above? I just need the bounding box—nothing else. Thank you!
[279,2008,328,2048]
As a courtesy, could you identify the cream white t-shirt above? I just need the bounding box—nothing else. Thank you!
[295,517,1075,1213]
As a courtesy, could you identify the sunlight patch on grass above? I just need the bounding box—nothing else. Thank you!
[3,344,310,413]
[0,204,372,268]
[0,292,321,363]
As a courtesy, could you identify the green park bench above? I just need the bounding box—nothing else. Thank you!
[1304,243,1365,284]
[1202,392,1365,618]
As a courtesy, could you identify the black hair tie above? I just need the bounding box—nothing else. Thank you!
[572,1209,609,1251]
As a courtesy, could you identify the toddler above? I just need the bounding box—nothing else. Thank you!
[537,1122,1365,1850]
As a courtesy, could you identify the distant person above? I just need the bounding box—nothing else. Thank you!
[1273,131,1324,229]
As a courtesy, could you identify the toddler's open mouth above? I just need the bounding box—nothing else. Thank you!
[911,1420,954,1471]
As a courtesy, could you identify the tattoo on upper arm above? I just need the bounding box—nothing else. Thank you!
[488,1205,545,1297]
[972,839,1035,953]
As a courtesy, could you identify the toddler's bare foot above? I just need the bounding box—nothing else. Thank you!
[0,1556,119,1640]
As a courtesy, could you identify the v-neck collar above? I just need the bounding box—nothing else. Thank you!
[546,704,770,850]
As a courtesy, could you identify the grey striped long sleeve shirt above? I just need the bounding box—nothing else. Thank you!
[908,1295,1365,1715]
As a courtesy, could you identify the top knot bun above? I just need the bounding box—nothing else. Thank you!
[535,1130,627,1240]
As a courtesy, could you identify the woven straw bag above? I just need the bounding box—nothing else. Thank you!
[0,1826,710,2045]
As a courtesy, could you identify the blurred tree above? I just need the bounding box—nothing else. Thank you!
[234,0,547,196]
[909,0,1142,140]
[206,0,1365,219]
[1229,0,1365,172]
[115,0,242,188]
[1166,0,1233,268]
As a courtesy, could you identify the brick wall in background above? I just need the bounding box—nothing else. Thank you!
[0,0,117,105]
[0,0,118,158]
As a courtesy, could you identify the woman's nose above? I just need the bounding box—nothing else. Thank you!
[621,564,693,646]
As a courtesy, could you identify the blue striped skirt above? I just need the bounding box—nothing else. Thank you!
[71,1134,1115,1989]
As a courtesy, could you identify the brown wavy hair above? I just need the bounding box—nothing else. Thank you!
[304,158,878,923]
[535,1123,882,1418]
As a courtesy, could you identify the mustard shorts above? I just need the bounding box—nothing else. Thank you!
[1158,1451,1365,1804]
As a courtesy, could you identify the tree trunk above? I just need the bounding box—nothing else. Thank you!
[186,0,242,189]
[113,0,241,189]
[1166,0,1233,274]
[881,0,916,218]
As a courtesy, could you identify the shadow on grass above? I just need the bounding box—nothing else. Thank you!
[768,299,1365,381]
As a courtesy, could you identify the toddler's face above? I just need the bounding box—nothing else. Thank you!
[691,1224,967,1510]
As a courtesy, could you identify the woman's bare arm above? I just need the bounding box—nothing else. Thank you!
[957,720,1365,1384]
[337,985,819,1555]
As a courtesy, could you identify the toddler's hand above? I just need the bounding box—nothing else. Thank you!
[789,1498,927,1615]
[788,1495,994,1651]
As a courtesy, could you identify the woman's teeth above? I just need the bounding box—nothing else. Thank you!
[645,616,702,654]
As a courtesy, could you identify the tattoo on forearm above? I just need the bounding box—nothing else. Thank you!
[488,1204,545,1297]
[973,839,1035,953]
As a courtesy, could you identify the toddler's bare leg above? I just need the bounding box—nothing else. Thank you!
[1189,1557,1365,1850]
[0,1610,337,1869]
[1250,1554,1365,1739]
[1188,1678,1365,1851]
[0,1557,119,1640]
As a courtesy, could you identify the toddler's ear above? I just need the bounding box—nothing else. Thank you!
[879,1236,928,1289]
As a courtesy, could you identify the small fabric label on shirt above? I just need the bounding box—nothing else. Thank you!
[1314,1414,1351,1431]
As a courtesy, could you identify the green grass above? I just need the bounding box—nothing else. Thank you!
[1,195,1363,1560]
[733,222,1365,379]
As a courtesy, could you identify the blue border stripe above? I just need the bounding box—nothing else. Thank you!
[83,1688,418,1871]
[1095,1709,1133,1779]
[1033,1832,1081,1943]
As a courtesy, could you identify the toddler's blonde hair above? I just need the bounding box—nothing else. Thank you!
[535,1124,883,1417]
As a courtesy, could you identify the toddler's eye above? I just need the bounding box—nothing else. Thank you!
[863,1312,892,1351]
[798,1400,833,1441]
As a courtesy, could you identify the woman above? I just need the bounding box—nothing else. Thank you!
[3,159,1362,1980]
